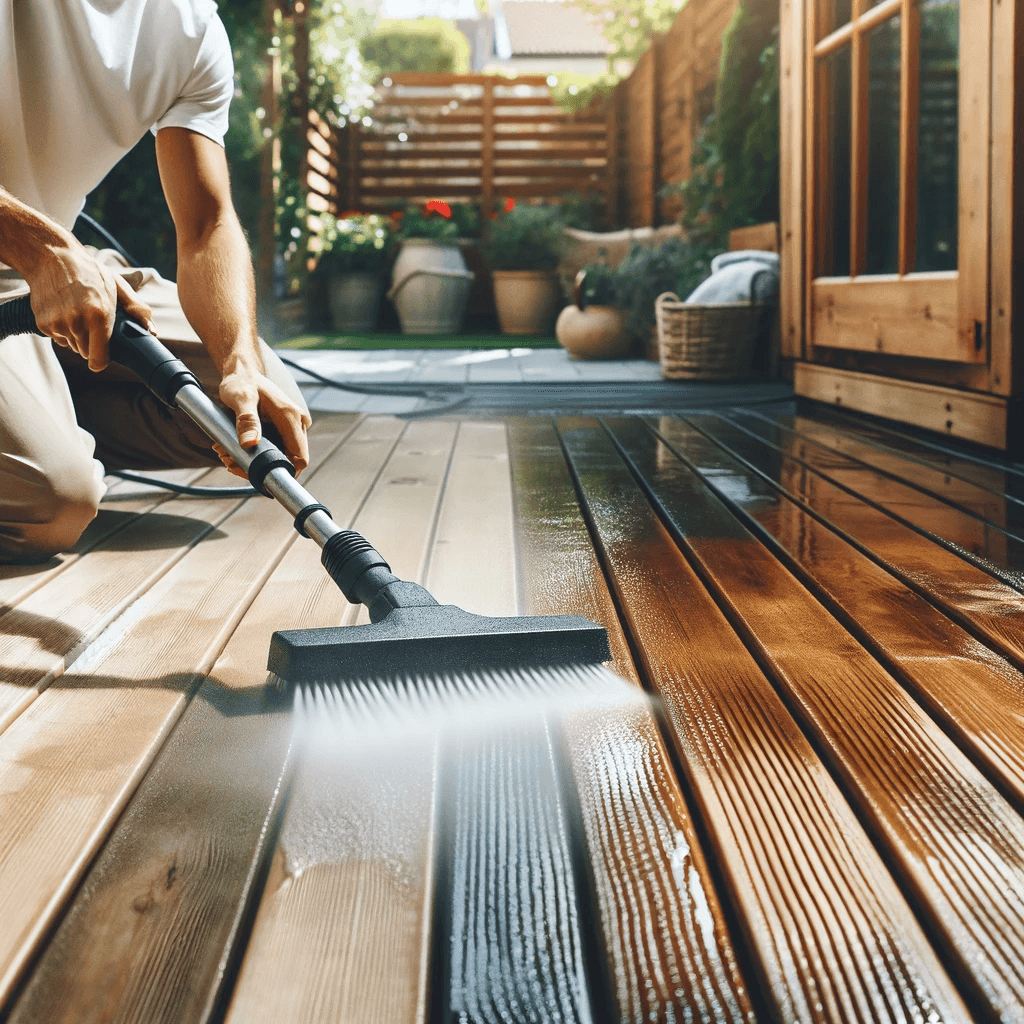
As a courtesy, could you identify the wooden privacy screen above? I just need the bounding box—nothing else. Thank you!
[303,0,738,230]
[305,74,610,220]
[612,0,738,226]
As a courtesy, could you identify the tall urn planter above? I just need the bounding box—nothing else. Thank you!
[387,239,474,335]
[492,270,561,335]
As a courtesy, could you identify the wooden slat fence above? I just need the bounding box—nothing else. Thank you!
[615,0,740,226]
[304,0,741,231]
[306,73,610,222]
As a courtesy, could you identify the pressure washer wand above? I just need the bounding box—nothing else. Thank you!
[0,296,434,619]
[0,295,611,684]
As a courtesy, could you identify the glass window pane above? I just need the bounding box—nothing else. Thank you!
[820,0,852,36]
[819,46,852,276]
[915,0,958,272]
[865,16,901,275]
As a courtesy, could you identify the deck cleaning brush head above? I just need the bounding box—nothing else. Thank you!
[268,526,611,687]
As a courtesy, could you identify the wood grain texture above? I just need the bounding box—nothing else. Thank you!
[744,410,1020,536]
[4,414,398,1024]
[224,419,460,1024]
[440,722,595,1024]
[794,363,1008,448]
[810,275,965,361]
[610,415,1024,1019]
[508,418,756,1024]
[727,411,1023,582]
[654,414,1024,803]
[0,416,358,1005]
[0,468,206,612]
[555,416,968,1024]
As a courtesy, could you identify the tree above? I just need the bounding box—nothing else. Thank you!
[577,0,686,69]
[358,19,470,78]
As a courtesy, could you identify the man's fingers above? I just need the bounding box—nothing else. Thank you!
[114,277,155,334]
[85,306,112,372]
[211,442,250,480]
[219,376,262,448]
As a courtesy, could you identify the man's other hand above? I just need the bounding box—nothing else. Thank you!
[214,370,312,479]
[27,243,154,371]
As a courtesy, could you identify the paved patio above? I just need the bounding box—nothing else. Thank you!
[280,346,794,415]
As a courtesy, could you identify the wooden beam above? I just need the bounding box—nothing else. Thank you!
[794,362,1009,447]
[958,0,992,362]
[989,0,1021,395]
[810,273,971,360]
[780,0,805,358]
[897,0,920,274]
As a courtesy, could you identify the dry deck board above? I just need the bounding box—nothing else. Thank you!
[224,419,460,1024]
[0,467,208,611]
[0,417,357,1006]
[555,417,968,1024]
[608,416,1024,1020]
[4,415,400,1024]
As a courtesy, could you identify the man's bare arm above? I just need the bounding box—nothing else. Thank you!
[154,126,310,475]
[0,186,152,369]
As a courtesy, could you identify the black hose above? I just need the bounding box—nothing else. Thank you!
[277,354,470,417]
[108,469,256,498]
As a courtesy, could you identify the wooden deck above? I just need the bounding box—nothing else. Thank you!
[2,403,1024,1023]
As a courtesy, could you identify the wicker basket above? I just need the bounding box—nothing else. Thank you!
[655,290,770,380]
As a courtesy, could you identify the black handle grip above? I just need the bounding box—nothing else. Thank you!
[0,295,199,406]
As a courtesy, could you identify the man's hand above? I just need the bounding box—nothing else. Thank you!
[27,243,154,371]
[213,369,312,479]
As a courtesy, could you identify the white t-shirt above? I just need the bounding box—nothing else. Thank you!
[0,0,234,231]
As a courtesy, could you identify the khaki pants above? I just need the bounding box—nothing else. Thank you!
[0,250,308,563]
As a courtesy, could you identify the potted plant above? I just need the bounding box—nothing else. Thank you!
[555,262,633,360]
[482,202,566,335]
[315,213,395,332]
[615,238,718,358]
[388,200,474,334]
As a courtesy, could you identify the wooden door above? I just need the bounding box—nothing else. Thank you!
[806,0,988,365]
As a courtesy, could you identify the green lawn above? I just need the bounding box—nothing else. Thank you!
[276,332,560,351]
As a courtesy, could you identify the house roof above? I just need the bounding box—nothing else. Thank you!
[501,1,612,57]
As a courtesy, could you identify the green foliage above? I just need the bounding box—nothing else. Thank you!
[667,0,780,246]
[315,213,395,273]
[615,238,719,339]
[549,72,617,114]
[557,191,606,231]
[398,201,462,242]
[482,203,567,271]
[359,19,470,78]
[576,0,686,69]
[577,262,622,309]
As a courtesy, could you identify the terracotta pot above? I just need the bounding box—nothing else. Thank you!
[327,272,381,332]
[555,304,631,359]
[492,270,561,335]
[388,239,474,334]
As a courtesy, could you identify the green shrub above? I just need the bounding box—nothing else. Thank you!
[576,262,622,309]
[482,203,566,271]
[315,213,395,273]
[616,238,719,339]
[666,0,779,246]
[359,19,469,77]
[398,200,462,242]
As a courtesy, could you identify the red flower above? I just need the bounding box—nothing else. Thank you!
[424,200,452,218]
[504,197,515,212]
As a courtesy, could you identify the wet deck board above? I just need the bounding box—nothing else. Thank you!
[3,406,1024,1021]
